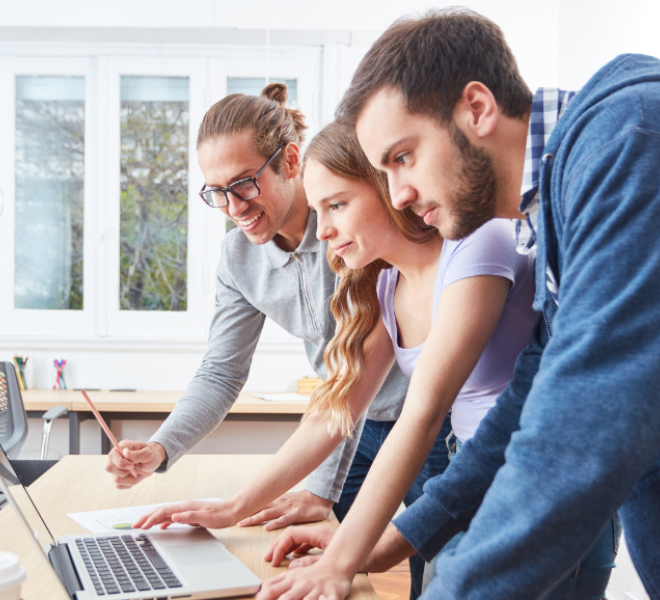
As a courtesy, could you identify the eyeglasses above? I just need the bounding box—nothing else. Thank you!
[199,146,284,209]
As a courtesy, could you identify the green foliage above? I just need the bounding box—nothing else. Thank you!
[14,99,85,310]
[119,101,189,311]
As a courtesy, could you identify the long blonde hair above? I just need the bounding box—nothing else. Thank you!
[303,122,437,437]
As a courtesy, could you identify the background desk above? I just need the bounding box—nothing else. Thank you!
[0,454,377,600]
[23,390,309,455]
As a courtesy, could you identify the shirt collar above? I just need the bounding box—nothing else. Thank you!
[515,87,576,253]
[263,209,321,269]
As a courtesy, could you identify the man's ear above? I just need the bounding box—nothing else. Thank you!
[282,143,302,179]
[454,82,498,139]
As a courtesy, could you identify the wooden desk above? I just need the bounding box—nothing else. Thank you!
[22,390,309,455]
[0,454,376,600]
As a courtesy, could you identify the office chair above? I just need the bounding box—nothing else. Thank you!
[0,362,67,486]
[0,362,28,459]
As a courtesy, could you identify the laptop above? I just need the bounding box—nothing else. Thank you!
[0,443,261,599]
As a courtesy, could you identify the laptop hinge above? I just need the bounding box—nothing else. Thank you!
[48,543,83,599]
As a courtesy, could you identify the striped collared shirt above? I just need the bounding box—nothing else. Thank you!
[515,88,576,254]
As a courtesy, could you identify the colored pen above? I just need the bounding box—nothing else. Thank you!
[80,390,138,478]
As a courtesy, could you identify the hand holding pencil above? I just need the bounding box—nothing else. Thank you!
[81,390,138,479]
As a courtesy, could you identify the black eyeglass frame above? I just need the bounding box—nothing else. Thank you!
[198,146,284,208]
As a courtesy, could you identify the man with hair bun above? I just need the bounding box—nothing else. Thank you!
[260,8,660,600]
[106,83,451,600]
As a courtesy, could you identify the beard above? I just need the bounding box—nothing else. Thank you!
[444,121,498,240]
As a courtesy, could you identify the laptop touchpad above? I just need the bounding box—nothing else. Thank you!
[167,543,233,566]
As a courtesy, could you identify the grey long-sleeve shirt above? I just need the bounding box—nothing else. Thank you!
[150,210,409,502]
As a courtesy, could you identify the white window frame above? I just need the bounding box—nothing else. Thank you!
[0,56,97,337]
[104,56,209,338]
[0,44,323,349]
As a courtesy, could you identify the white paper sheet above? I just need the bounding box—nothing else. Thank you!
[251,392,310,402]
[67,497,221,533]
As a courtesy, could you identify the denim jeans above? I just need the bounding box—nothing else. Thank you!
[333,414,453,600]
[422,432,622,600]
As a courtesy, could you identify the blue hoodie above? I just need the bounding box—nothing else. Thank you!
[394,54,660,599]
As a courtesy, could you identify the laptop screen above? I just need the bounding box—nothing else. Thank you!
[0,442,58,551]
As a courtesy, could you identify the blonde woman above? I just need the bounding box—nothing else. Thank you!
[136,121,537,597]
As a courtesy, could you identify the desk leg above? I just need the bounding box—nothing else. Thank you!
[69,412,81,455]
[100,413,113,455]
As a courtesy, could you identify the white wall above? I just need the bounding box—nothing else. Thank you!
[558,0,660,90]
[0,0,561,398]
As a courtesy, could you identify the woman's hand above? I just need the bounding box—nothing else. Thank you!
[264,525,336,567]
[257,559,352,600]
[238,491,333,531]
[132,499,237,530]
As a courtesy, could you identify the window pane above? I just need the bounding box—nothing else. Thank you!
[227,78,298,107]
[120,76,189,311]
[14,76,85,310]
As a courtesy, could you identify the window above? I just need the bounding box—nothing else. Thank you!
[119,76,190,312]
[14,76,85,310]
[0,48,321,345]
[227,78,298,107]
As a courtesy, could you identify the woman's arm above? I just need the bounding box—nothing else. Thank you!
[133,322,396,530]
[258,274,511,600]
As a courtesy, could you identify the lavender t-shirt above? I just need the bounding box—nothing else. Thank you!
[377,218,538,442]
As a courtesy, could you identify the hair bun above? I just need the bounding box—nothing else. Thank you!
[261,83,288,107]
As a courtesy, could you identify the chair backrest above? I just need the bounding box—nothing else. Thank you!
[0,362,28,459]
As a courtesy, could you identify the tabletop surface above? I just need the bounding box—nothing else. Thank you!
[22,390,310,414]
[0,454,376,600]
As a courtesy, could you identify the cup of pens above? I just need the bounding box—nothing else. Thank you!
[12,356,28,391]
[53,359,67,390]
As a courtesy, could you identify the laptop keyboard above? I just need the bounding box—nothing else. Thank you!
[75,534,183,595]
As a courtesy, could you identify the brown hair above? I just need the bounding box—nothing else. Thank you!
[338,8,532,128]
[303,122,437,437]
[197,83,307,172]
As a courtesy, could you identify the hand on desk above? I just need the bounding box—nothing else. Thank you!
[264,523,413,572]
[257,557,352,600]
[105,440,166,489]
[237,490,333,531]
[132,499,236,530]
[264,524,336,567]
[257,524,416,600]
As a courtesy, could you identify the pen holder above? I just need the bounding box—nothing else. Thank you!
[53,359,67,390]
[15,366,26,391]
[12,356,27,391]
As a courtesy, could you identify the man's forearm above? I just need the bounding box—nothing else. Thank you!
[393,314,547,559]
[150,378,240,470]
[362,525,416,573]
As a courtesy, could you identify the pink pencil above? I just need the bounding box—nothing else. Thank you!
[81,390,138,478]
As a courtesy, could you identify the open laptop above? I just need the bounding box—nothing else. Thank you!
[0,443,261,599]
